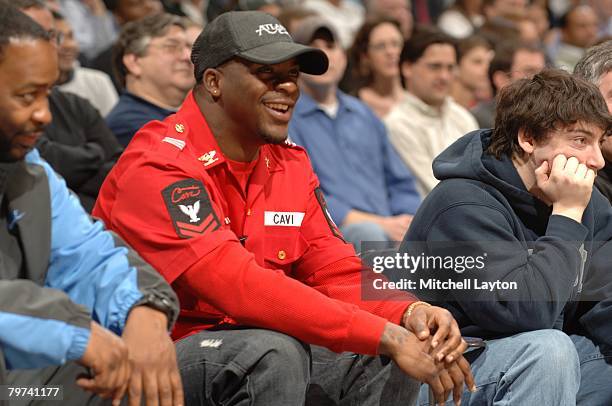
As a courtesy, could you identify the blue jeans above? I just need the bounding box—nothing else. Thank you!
[340,222,389,253]
[572,334,612,405]
[417,329,580,405]
[176,328,420,405]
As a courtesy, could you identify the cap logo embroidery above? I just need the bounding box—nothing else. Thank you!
[255,23,288,36]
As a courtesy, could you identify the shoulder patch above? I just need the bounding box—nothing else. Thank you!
[314,187,345,242]
[162,179,220,239]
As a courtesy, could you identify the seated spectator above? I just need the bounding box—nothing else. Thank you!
[401,68,612,405]
[89,0,162,91]
[303,0,364,49]
[106,13,194,146]
[54,11,118,116]
[550,5,599,71]
[471,41,546,129]
[0,5,182,405]
[363,0,413,40]
[526,2,551,42]
[288,16,420,249]
[574,40,612,202]
[438,0,485,39]
[482,0,527,23]
[451,34,493,109]
[58,0,116,61]
[16,0,123,212]
[384,27,478,197]
[238,0,281,16]
[349,17,405,118]
[94,11,475,405]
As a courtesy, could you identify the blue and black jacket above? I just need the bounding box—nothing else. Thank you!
[0,149,178,370]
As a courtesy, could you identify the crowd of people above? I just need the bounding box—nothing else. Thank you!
[1,0,612,405]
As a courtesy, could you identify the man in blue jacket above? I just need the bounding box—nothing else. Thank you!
[288,16,421,251]
[0,5,182,405]
[401,68,612,405]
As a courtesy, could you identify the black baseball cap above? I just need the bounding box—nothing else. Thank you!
[191,11,329,82]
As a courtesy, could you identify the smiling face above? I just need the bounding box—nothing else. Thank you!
[55,18,78,74]
[133,25,195,96]
[0,39,57,162]
[216,58,300,145]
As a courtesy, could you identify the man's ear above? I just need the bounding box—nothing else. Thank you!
[517,128,535,155]
[122,54,142,77]
[203,68,221,98]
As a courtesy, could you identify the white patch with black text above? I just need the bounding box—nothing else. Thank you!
[264,211,305,227]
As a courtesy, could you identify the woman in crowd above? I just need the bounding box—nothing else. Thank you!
[348,17,405,118]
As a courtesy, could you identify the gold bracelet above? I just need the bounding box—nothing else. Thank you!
[406,300,431,319]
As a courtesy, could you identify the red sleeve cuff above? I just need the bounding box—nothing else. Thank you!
[343,310,389,355]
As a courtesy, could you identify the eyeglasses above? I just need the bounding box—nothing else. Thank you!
[368,40,403,53]
[148,40,191,56]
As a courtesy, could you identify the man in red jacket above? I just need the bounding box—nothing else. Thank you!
[94,10,474,405]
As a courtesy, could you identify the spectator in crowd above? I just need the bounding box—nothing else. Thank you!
[0,5,182,405]
[302,0,364,49]
[575,40,612,202]
[54,11,118,116]
[348,17,405,118]
[89,0,162,91]
[402,68,612,405]
[550,5,599,71]
[182,17,203,50]
[471,41,546,129]
[482,0,528,23]
[384,27,478,198]
[526,2,551,41]
[585,0,612,37]
[477,12,521,46]
[14,0,123,212]
[277,5,317,34]
[163,0,206,25]
[363,0,413,40]
[451,34,493,109]
[516,17,541,46]
[238,0,281,16]
[288,16,420,249]
[94,10,475,406]
[106,13,193,146]
[58,0,116,61]
[438,0,485,39]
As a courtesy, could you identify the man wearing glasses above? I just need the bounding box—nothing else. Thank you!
[105,13,194,146]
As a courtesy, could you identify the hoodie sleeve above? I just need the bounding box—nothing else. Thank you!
[27,151,178,338]
[403,192,588,335]
[576,193,612,346]
[0,280,91,369]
